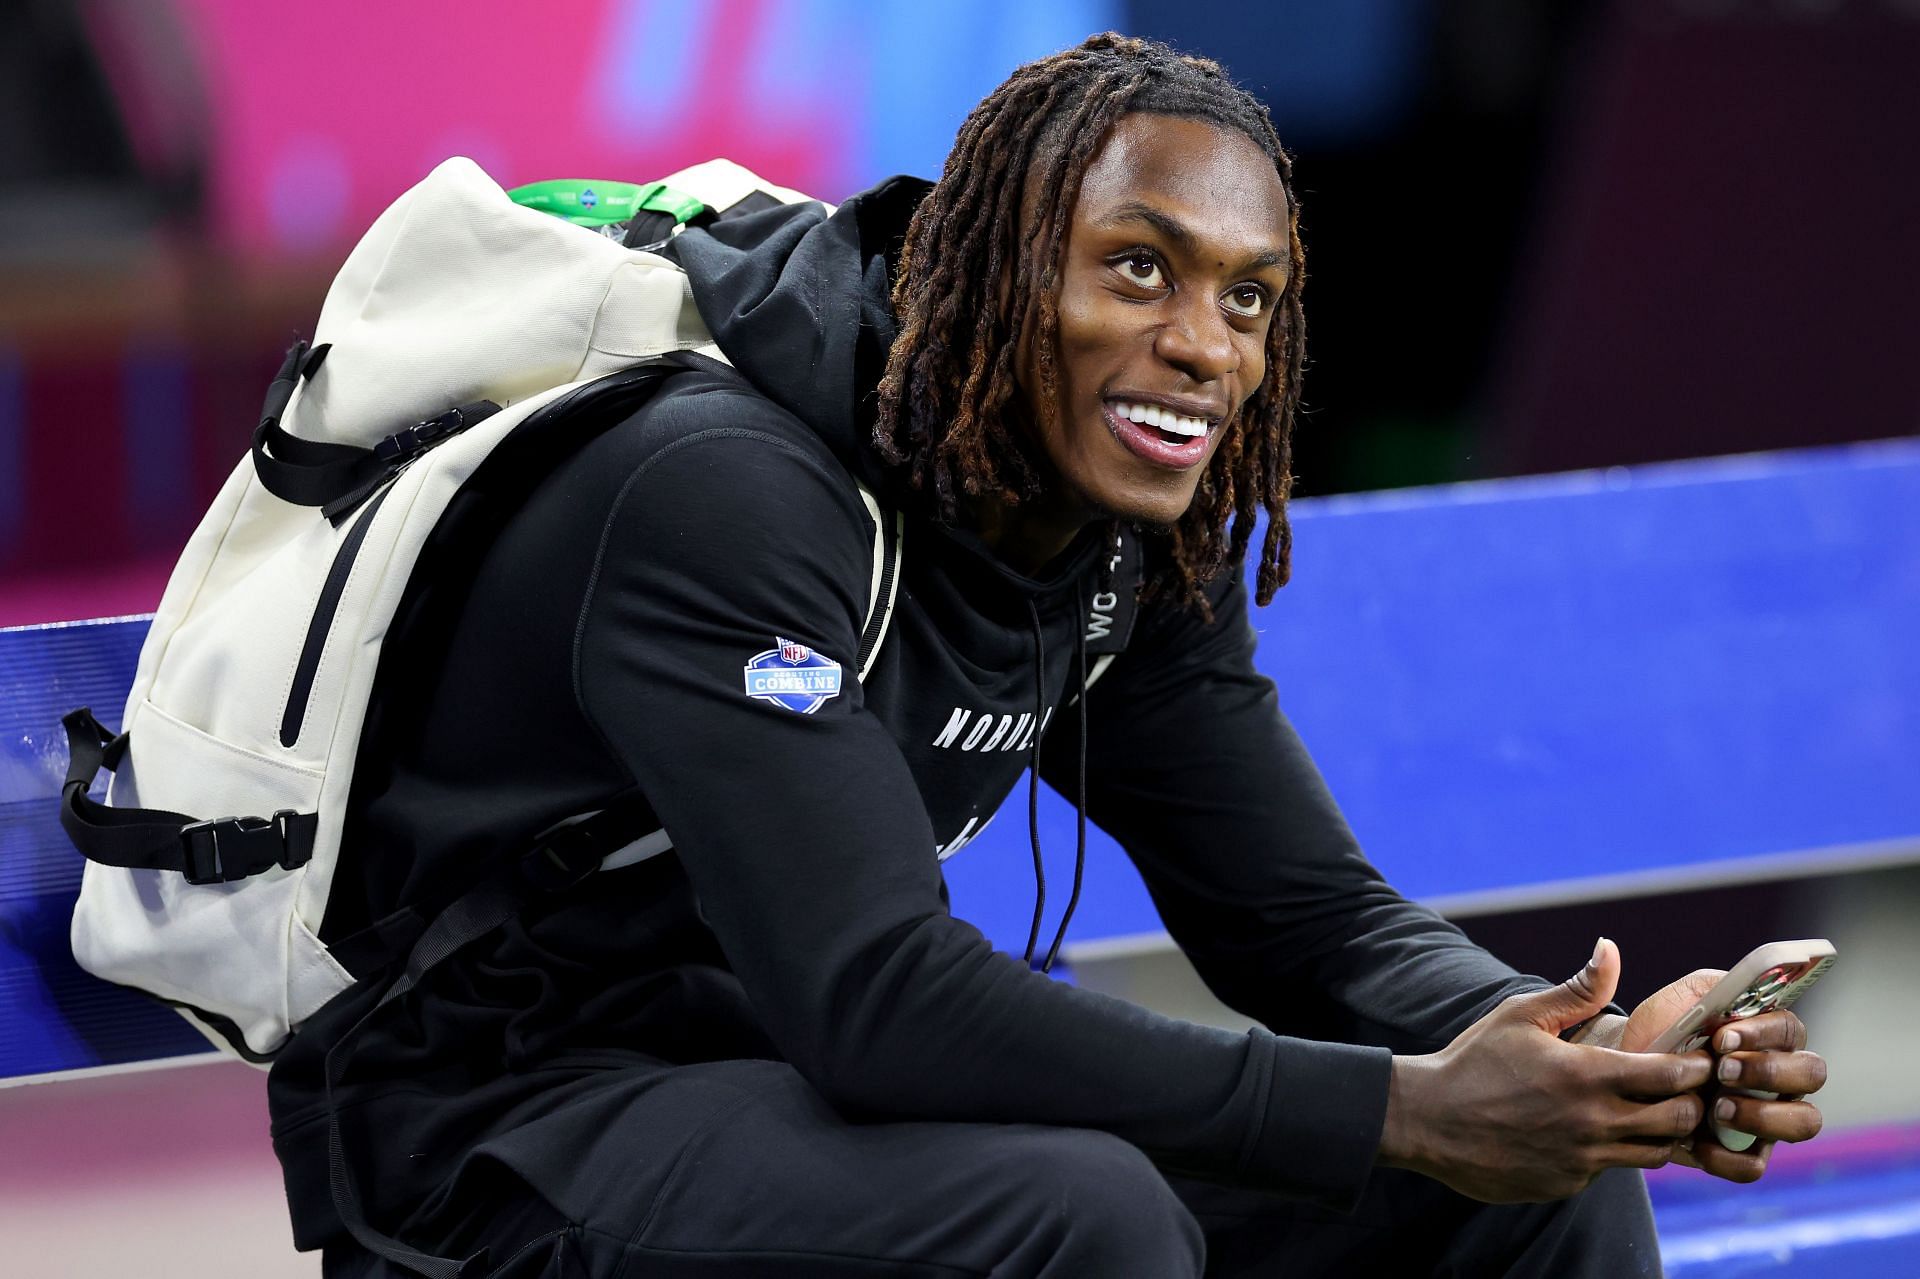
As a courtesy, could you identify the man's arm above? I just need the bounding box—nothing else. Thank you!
[1043,566,1816,1198]
[575,412,1391,1207]
[1042,568,1550,1052]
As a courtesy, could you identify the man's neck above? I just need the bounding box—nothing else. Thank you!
[969,492,1095,577]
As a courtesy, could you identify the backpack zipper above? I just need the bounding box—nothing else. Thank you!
[280,483,397,747]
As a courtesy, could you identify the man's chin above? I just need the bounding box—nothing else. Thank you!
[1080,499,1175,534]
[1098,485,1203,533]
[1054,462,1204,535]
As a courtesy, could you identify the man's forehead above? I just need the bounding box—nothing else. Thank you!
[1074,115,1290,263]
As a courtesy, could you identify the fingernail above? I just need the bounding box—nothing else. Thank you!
[1718,1029,1741,1053]
[1720,1057,1742,1083]
[1716,1098,1736,1121]
[1589,937,1608,968]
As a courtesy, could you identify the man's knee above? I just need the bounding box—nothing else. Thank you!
[1554,1167,1661,1271]
[991,1127,1204,1277]
[1468,1166,1660,1279]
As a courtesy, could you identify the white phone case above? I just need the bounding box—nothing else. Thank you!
[1646,939,1836,1152]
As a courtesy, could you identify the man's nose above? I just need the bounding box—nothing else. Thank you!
[1154,295,1237,384]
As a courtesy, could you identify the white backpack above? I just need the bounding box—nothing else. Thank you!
[60,157,904,1063]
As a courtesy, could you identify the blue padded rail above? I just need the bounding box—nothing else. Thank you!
[1649,1122,1920,1276]
[0,618,212,1077]
[946,438,1920,952]
[3,440,1918,1079]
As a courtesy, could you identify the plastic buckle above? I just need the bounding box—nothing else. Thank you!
[373,407,466,465]
[522,813,607,893]
[372,428,415,464]
[179,810,302,885]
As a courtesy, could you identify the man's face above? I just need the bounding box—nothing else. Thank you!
[1015,113,1293,529]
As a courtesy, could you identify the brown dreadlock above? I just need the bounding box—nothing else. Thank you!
[874,32,1307,613]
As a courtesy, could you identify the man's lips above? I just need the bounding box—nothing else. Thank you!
[1101,401,1214,470]
[1106,392,1228,425]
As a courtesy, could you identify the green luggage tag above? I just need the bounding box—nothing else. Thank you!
[506,178,707,229]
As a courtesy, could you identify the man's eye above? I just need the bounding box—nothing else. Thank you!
[1222,284,1268,318]
[1119,254,1165,289]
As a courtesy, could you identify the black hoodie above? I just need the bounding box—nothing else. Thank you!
[268,180,1549,1248]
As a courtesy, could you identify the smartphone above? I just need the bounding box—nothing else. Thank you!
[1646,938,1836,1152]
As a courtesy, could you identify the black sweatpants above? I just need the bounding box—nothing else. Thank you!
[320,1058,1663,1278]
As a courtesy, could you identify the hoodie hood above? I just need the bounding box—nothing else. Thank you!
[665,174,1112,597]
[664,176,931,509]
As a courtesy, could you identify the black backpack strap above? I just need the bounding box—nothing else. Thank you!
[248,338,501,524]
[58,708,317,883]
[322,810,639,1277]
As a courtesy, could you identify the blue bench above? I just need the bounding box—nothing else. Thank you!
[4,439,1917,1272]
[1648,1121,1920,1277]
[948,436,1920,950]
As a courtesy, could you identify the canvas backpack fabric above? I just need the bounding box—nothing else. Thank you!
[59,157,904,1062]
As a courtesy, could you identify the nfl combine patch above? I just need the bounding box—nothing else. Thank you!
[743,637,844,714]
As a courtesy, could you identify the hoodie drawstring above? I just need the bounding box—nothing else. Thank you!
[1043,593,1091,973]
[1021,594,1091,974]
[1022,600,1049,967]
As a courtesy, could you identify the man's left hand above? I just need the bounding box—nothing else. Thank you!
[1584,969,1828,1183]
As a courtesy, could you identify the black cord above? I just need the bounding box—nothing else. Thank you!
[1022,599,1048,966]
[1042,591,1090,973]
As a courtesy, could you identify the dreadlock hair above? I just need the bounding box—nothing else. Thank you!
[874,32,1307,613]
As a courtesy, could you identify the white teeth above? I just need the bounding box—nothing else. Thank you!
[1114,400,1209,438]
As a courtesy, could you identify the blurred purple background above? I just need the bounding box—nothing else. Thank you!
[1,0,1915,625]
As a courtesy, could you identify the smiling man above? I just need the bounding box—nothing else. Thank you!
[272,34,1827,1278]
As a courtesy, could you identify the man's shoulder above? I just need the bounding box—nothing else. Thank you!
[535,362,871,539]
[596,362,853,491]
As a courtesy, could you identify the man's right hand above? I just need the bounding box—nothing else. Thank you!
[1376,937,1713,1203]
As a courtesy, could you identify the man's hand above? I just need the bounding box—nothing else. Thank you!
[1614,967,1828,1183]
[1377,938,1713,1203]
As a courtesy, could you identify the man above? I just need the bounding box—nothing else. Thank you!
[273,34,1827,1277]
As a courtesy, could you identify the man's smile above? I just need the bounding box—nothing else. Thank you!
[1100,397,1221,470]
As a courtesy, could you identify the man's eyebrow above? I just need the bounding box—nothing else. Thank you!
[1093,201,1289,275]
[1097,202,1199,255]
